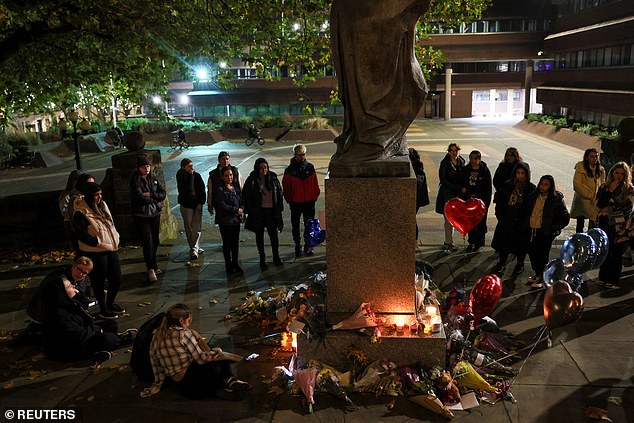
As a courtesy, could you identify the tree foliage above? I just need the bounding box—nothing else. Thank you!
[1,0,490,122]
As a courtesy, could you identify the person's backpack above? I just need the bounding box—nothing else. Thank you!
[129,312,165,382]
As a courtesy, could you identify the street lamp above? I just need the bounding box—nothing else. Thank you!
[63,110,91,170]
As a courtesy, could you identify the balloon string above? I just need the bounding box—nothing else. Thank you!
[462,237,467,289]
[505,325,548,388]
[453,324,547,379]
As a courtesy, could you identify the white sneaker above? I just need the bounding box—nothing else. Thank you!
[148,269,157,282]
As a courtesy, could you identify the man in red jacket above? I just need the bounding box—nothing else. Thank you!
[282,144,321,257]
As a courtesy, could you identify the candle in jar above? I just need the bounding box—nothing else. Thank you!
[426,305,437,316]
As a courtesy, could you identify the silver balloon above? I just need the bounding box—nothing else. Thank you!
[564,271,584,291]
[586,228,609,269]
[543,258,566,285]
[560,233,597,274]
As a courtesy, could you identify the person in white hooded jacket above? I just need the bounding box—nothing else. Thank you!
[72,182,124,320]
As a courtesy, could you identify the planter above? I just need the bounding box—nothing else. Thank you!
[514,119,601,152]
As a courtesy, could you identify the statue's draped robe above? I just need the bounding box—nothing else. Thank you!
[331,0,430,162]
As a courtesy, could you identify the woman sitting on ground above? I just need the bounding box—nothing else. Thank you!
[40,270,136,362]
[142,303,249,399]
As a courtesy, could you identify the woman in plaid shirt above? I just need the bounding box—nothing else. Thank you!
[141,304,249,399]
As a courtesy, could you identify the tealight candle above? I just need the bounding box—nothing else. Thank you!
[410,321,418,335]
[396,323,405,334]
[426,305,437,316]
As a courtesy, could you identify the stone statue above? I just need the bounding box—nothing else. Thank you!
[330,0,430,164]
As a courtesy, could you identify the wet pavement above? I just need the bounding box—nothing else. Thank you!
[0,117,632,423]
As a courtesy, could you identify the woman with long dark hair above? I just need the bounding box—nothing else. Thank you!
[243,158,284,270]
[214,166,244,274]
[596,162,634,289]
[571,148,605,233]
[436,143,465,253]
[491,162,536,276]
[526,175,570,288]
[493,147,522,203]
[460,150,492,252]
[72,182,125,320]
[142,303,248,399]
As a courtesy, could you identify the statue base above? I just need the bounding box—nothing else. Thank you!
[328,156,411,178]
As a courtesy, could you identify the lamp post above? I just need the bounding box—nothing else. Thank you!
[63,111,91,170]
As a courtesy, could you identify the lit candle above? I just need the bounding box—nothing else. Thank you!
[426,305,437,316]
[410,321,418,335]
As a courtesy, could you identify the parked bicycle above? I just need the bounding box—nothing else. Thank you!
[170,130,190,150]
[245,123,265,146]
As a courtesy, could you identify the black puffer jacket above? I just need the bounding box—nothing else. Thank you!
[243,170,284,231]
[129,170,166,218]
[176,169,206,209]
[435,154,465,214]
[40,276,101,359]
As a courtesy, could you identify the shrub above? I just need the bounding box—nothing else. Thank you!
[117,118,149,132]
[295,117,330,130]
[525,113,541,122]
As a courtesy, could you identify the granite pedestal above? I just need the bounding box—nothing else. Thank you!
[298,167,446,369]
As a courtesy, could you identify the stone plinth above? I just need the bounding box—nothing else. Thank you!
[325,174,416,319]
[297,322,446,370]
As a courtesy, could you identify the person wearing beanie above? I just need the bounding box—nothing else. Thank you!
[72,182,125,319]
[176,158,206,260]
[207,151,242,219]
[129,155,166,282]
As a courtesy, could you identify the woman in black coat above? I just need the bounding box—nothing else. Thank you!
[214,166,244,274]
[493,147,522,203]
[40,274,133,362]
[243,158,284,270]
[460,150,492,252]
[436,143,465,253]
[491,162,536,275]
[409,148,430,242]
[526,175,571,288]
[596,162,634,289]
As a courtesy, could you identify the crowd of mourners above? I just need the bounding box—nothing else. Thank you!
[25,140,632,401]
[25,143,320,400]
[425,143,632,290]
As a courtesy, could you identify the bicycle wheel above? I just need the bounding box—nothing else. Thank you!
[245,137,255,146]
[258,137,265,146]
[169,137,179,150]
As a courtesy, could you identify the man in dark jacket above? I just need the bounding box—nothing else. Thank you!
[282,144,321,257]
[176,158,206,260]
[207,151,242,219]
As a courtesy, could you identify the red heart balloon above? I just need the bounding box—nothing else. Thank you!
[469,274,503,324]
[444,197,486,236]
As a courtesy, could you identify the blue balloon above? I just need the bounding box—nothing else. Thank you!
[564,271,584,291]
[560,233,597,274]
[586,228,609,269]
[543,258,566,285]
[304,218,326,248]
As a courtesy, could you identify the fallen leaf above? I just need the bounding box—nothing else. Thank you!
[87,395,95,402]
[585,406,612,422]
[50,386,58,391]
[209,299,218,305]
[607,396,622,406]
[31,352,47,362]
[3,382,14,389]
[268,386,285,395]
